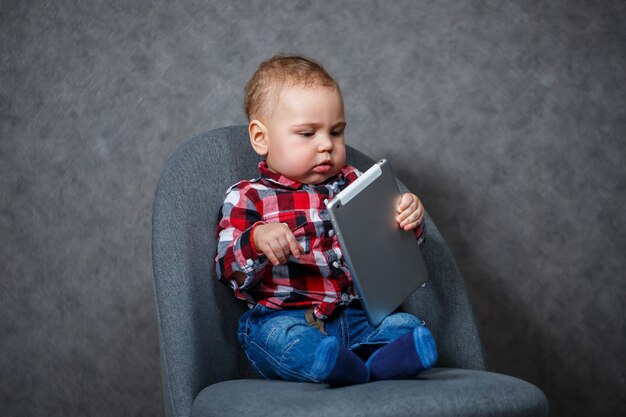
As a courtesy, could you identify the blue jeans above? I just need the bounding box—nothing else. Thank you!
[238,304,424,382]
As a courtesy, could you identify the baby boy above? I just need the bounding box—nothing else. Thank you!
[215,55,437,386]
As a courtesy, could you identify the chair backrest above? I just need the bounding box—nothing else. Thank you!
[151,126,486,417]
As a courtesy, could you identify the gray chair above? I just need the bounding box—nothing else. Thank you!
[151,126,548,417]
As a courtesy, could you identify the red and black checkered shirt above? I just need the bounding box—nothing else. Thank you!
[215,161,425,318]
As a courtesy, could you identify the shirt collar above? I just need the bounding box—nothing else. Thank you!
[258,160,354,190]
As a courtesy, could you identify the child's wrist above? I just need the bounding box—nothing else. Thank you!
[249,223,263,255]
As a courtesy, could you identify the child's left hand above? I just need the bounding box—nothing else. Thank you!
[396,193,425,231]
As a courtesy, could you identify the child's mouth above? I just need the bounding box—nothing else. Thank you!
[313,163,332,173]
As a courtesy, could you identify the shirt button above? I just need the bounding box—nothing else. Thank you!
[246,259,254,266]
[341,293,350,302]
[328,229,335,238]
[332,261,340,268]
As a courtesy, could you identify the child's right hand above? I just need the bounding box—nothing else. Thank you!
[253,223,304,265]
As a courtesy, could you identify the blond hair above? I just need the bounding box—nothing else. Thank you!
[244,54,341,120]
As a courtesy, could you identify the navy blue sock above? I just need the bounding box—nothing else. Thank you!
[366,326,437,381]
[311,336,369,386]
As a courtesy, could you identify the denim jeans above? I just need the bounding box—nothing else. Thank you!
[238,303,424,382]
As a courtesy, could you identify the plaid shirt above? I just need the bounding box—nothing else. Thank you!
[215,161,425,318]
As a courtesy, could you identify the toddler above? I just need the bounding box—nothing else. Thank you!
[215,55,437,386]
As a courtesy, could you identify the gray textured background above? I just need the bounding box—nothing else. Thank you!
[1,1,625,416]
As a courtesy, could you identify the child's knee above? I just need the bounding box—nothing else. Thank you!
[354,312,426,356]
[255,316,306,352]
[381,312,424,332]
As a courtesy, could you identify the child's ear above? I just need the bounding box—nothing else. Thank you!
[249,120,269,156]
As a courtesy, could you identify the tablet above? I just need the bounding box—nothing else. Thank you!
[326,159,429,326]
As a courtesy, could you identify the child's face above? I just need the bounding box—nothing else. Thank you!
[254,85,347,185]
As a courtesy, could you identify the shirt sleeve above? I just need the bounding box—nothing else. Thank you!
[215,185,269,299]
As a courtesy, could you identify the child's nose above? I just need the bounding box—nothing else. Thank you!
[317,134,334,151]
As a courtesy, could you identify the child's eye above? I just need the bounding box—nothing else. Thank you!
[300,131,314,138]
[331,130,344,137]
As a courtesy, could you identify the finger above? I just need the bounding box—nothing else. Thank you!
[397,194,411,212]
[403,221,419,231]
[400,211,422,228]
[396,194,406,212]
[268,240,287,264]
[414,197,424,213]
[401,209,424,229]
[280,224,303,257]
[396,210,408,224]
[277,236,293,259]
[396,205,415,224]
[399,211,414,228]
[286,233,302,257]
[262,245,281,266]
[406,203,422,223]
[415,205,424,223]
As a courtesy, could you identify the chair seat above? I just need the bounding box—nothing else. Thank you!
[192,368,548,417]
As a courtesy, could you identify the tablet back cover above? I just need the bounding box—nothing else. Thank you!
[327,160,428,326]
